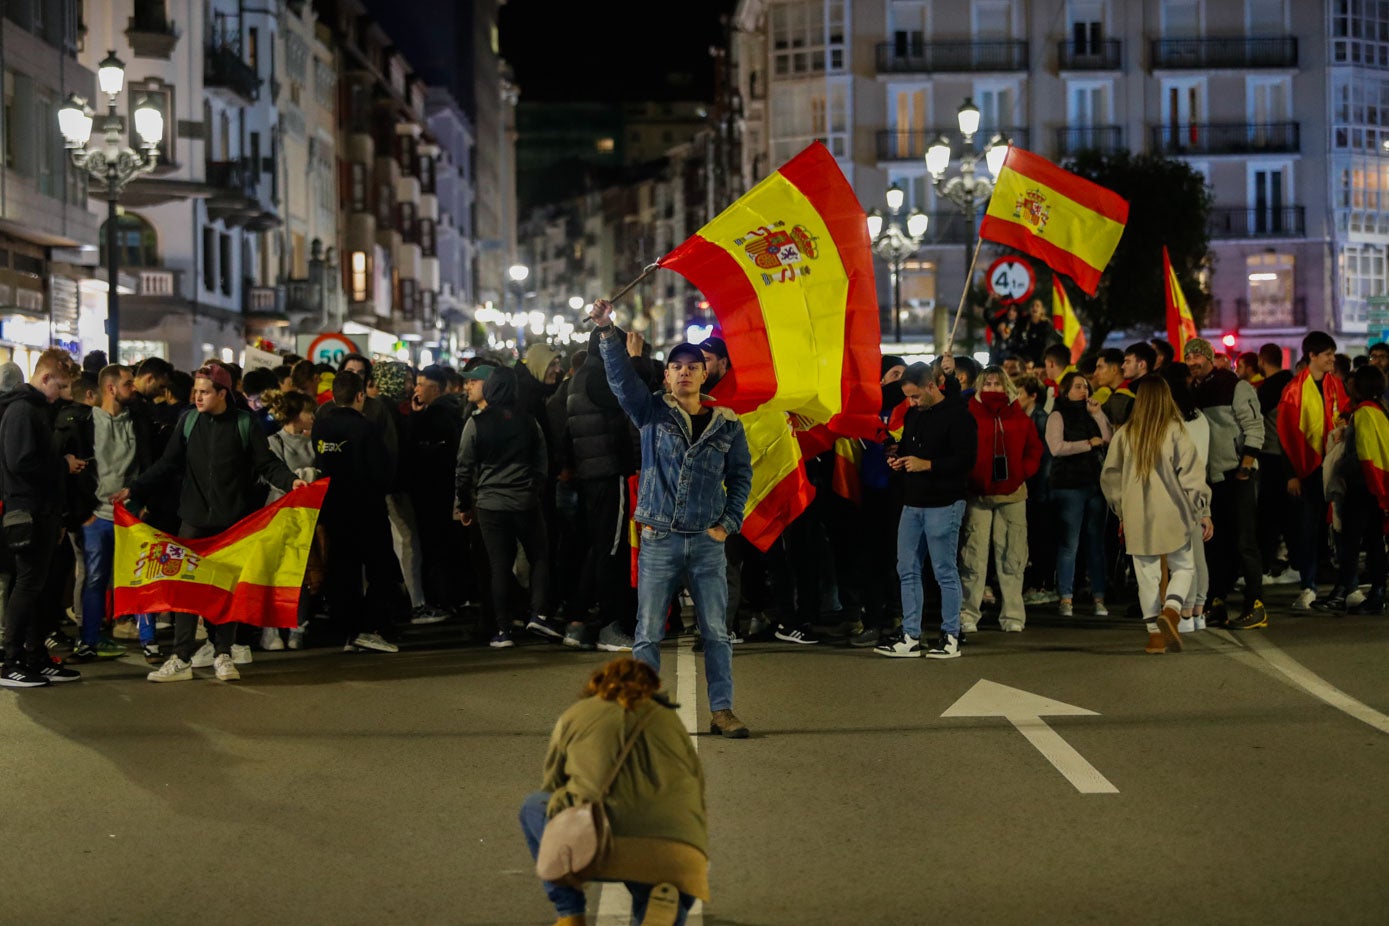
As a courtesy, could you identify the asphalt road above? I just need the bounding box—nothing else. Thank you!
[3,585,1388,926]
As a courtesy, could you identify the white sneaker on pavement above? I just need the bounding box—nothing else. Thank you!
[347,633,399,653]
[147,656,192,683]
[1194,615,1207,630]
[260,628,285,651]
[231,644,253,665]
[1177,616,1196,633]
[1347,587,1368,608]
[213,653,239,681]
[190,642,215,668]
[1293,588,1317,611]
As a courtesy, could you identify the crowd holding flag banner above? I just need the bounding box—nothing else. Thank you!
[1051,277,1086,364]
[113,481,329,629]
[645,141,882,550]
[1163,245,1199,353]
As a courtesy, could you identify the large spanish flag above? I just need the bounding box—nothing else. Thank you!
[1277,369,1350,480]
[979,147,1128,296]
[113,481,328,628]
[1352,402,1389,524]
[659,142,881,549]
[1163,245,1199,352]
[1051,277,1086,363]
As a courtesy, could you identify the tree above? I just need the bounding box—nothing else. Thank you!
[1060,150,1213,351]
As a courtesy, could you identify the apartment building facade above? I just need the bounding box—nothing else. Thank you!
[732,0,1378,353]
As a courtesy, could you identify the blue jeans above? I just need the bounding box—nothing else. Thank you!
[518,791,697,924]
[80,518,153,646]
[633,527,733,712]
[896,501,966,638]
[1053,486,1108,600]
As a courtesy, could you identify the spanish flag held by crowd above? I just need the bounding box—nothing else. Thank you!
[657,142,883,550]
[1277,368,1350,481]
[113,481,329,628]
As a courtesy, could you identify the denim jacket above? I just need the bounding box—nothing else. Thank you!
[598,329,753,534]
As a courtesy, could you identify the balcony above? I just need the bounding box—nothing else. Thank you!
[205,41,261,104]
[1209,206,1306,239]
[1151,36,1298,70]
[1238,296,1307,328]
[876,127,1029,161]
[285,279,323,316]
[126,4,178,59]
[205,159,260,226]
[1056,125,1124,158]
[876,40,1028,74]
[243,283,283,316]
[1058,39,1121,70]
[134,268,182,297]
[1150,121,1300,155]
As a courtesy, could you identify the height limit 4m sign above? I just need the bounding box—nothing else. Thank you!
[986,256,1035,305]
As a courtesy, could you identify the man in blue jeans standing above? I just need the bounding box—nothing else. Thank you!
[877,358,977,659]
[589,298,754,738]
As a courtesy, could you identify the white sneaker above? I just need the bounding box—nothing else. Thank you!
[1058,600,1074,617]
[925,634,961,659]
[874,631,921,658]
[1194,615,1207,630]
[1347,587,1368,608]
[999,619,1024,632]
[961,621,979,634]
[1293,589,1317,611]
[1177,616,1196,633]
[1093,600,1109,617]
[287,628,305,650]
[194,618,207,641]
[190,642,215,668]
[1264,570,1300,586]
[214,653,240,681]
[347,633,399,653]
[231,644,253,665]
[147,656,192,683]
[260,628,285,651]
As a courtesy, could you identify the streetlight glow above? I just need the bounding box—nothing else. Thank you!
[869,185,929,343]
[984,138,1010,177]
[956,97,981,139]
[885,183,905,213]
[57,94,93,147]
[866,211,884,239]
[133,97,164,148]
[906,211,929,238]
[568,295,585,310]
[508,263,529,283]
[925,137,952,178]
[97,51,126,98]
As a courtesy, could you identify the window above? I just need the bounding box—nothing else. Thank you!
[1245,253,1295,327]
[100,214,159,268]
[595,137,614,153]
[34,92,53,196]
[202,227,216,291]
[892,88,927,157]
[4,70,32,175]
[419,218,436,256]
[973,0,1014,41]
[350,250,368,302]
[1250,161,1292,233]
[1247,0,1285,32]
[1340,243,1386,326]
[1162,0,1201,36]
[248,28,259,75]
[1160,77,1205,148]
[1248,76,1291,148]
[376,180,393,227]
[1068,0,1106,53]
[769,79,848,162]
[891,2,927,59]
[350,162,367,211]
[1332,73,1389,154]
[1068,80,1112,125]
[1332,0,1389,67]
[398,201,416,242]
[770,0,844,77]
[975,82,1020,136]
[1338,157,1389,235]
[219,233,233,296]
[320,152,337,212]
[219,110,230,161]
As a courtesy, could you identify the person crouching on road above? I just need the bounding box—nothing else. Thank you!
[1100,376,1213,654]
[519,657,707,926]
[119,364,306,682]
[959,366,1043,635]
[876,357,977,659]
[588,298,754,739]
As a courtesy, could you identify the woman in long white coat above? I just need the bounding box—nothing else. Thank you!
[1100,377,1213,654]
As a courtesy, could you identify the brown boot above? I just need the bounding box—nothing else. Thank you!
[1156,607,1184,653]
[710,709,750,738]
[554,916,587,926]
[1145,632,1167,654]
[640,883,681,926]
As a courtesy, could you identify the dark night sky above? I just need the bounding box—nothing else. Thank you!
[498,0,737,102]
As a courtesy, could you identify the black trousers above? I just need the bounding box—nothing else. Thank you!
[1206,473,1263,608]
[414,496,465,608]
[1337,484,1388,591]
[576,476,636,634]
[1257,453,1293,571]
[323,508,405,639]
[476,507,550,632]
[172,522,236,662]
[2,509,61,665]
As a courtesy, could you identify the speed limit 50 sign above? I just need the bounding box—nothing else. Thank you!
[307,333,360,367]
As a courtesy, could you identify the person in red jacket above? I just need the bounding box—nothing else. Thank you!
[959,366,1045,633]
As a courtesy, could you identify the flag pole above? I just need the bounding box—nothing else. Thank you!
[608,261,662,305]
[946,238,984,353]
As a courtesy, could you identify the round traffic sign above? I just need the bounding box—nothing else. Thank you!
[986,257,1036,305]
[306,332,360,368]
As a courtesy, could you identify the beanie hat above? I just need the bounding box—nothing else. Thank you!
[1182,337,1216,363]
[374,361,412,403]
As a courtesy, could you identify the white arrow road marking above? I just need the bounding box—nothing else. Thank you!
[597,636,704,925]
[942,679,1119,794]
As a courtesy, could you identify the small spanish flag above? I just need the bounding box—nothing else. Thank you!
[1051,278,1086,364]
[113,481,328,628]
[1163,245,1199,353]
[1352,402,1389,523]
[979,147,1129,296]
[1277,369,1350,480]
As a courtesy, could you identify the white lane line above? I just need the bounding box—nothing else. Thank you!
[1215,629,1389,736]
[1011,716,1120,794]
[597,637,704,925]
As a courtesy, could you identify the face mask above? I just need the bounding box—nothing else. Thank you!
[979,391,1010,413]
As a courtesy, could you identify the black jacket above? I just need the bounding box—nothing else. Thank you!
[0,384,64,514]
[312,405,392,522]
[53,402,158,527]
[129,406,297,531]
[406,400,464,511]
[566,329,641,481]
[897,393,977,508]
[455,368,548,512]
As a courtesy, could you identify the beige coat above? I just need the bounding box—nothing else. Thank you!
[1100,422,1212,556]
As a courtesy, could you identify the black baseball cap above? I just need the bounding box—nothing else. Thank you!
[698,336,728,361]
[665,343,706,365]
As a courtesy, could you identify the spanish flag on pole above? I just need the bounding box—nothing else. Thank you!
[659,142,881,550]
[1163,245,1199,353]
[1051,278,1086,364]
[979,147,1128,296]
[113,481,328,628]
[1277,369,1350,481]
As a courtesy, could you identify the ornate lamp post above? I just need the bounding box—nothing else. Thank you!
[867,184,928,343]
[59,51,164,362]
[925,97,1010,350]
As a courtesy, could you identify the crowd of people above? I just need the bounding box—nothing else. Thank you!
[0,316,1383,690]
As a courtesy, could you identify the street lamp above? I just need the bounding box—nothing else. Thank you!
[59,51,163,362]
[867,183,928,343]
[925,97,1010,350]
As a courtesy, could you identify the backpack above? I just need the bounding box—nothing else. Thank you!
[181,408,254,450]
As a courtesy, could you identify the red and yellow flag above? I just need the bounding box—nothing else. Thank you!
[1163,245,1199,353]
[979,147,1128,296]
[1051,278,1086,364]
[659,142,881,550]
[1352,402,1389,524]
[113,481,328,628]
[1277,369,1350,480]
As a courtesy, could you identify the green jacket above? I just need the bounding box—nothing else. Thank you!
[542,695,707,855]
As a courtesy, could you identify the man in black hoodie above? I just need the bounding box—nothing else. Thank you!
[119,364,303,682]
[1255,342,1296,580]
[875,356,976,659]
[0,348,86,687]
[455,366,554,647]
[313,370,401,653]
